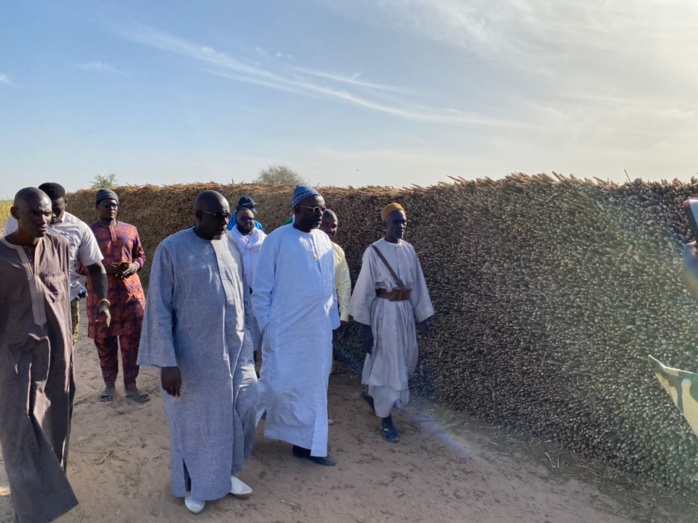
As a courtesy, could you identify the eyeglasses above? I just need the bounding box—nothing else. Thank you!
[298,205,326,215]
[99,202,119,209]
[200,210,232,221]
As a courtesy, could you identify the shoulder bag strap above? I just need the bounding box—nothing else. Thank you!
[371,245,408,291]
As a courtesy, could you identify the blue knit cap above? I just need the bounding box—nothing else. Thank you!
[292,185,320,208]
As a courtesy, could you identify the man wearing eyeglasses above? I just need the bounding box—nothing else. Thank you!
[230,204,267,292]
[226,195,265,232]
[231,204,267,361]
[252,185,339,466]
[138,190,254,514]
[80,189,149,404]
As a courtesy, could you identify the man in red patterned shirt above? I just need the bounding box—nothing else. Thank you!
[84,189,149,403]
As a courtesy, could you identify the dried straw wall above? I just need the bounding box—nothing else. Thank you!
[69,175,698,487]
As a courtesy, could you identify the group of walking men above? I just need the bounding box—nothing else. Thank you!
[0,182,433,520]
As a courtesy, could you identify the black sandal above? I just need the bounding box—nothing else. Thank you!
[381,425,399,443]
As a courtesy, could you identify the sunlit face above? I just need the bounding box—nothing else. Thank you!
[319,213,338,240]
[13,194,52,239]
[294,195,326,232]
[50,197,67,224]
[236,208,255,235]
[196,198,231,240]
[384,210,407,242]
[97,198,119,222]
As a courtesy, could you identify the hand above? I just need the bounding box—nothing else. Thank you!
[118,263,138,279]
[334,320,350,342]
[161,367,182,397]
[418,320,430,339]
[363,325,374,354]
[96,302,111,329]
[105,263,120,275]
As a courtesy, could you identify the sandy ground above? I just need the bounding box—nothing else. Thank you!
[1,307,696,522]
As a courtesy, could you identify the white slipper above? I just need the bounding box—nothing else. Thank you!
[230,475,253,497]
[184,493,206,514]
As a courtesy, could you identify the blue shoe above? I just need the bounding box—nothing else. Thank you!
[381,425,399,443]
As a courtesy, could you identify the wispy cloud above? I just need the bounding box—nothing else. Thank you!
[118,23,524,127]
[290,66,411,94]
[76,60,126,75]
[314,0,698,165]
[0,74,18,87]
[319,0,698,94]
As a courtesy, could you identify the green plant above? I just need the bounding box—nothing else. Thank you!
[92,174,118,189]
[256,165,305,186]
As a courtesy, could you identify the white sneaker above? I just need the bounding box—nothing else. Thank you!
[230,475,253,497]
[184,493,206,514]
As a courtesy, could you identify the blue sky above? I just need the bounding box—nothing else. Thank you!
[1,0,697,198]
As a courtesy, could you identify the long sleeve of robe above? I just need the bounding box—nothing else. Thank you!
[332,242,352,322]
[0,234,79,522]
[232,261,259,472]
[252,225,337,457]
[231,226,267,291]
[349,238,434,417]
[137,228,248,501]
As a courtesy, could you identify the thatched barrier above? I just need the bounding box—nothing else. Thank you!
[69,175,698,487]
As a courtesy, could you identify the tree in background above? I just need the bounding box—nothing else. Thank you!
[92,174,118,189]
[256,165,306,186]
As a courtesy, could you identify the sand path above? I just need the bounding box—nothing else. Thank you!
[0,312,692,522]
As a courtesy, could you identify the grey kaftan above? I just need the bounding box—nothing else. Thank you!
[349,239,434,417]
[0,234,78,522]
[137,228,248,501]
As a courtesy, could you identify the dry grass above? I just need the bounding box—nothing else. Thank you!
[0,201,11,228]
[64,176,698,489]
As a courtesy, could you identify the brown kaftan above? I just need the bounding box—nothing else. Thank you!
[0,233,78,522]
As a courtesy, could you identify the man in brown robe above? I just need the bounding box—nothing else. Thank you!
[0,187,110,522]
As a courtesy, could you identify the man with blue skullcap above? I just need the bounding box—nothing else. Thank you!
[252,185,339,466]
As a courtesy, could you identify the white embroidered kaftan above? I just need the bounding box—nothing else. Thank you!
[232,226,267,352]
[230,226,267,291]
[252,225,338,457]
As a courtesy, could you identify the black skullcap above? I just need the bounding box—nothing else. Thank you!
[237,196,257,212]
[38,182,66,201]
